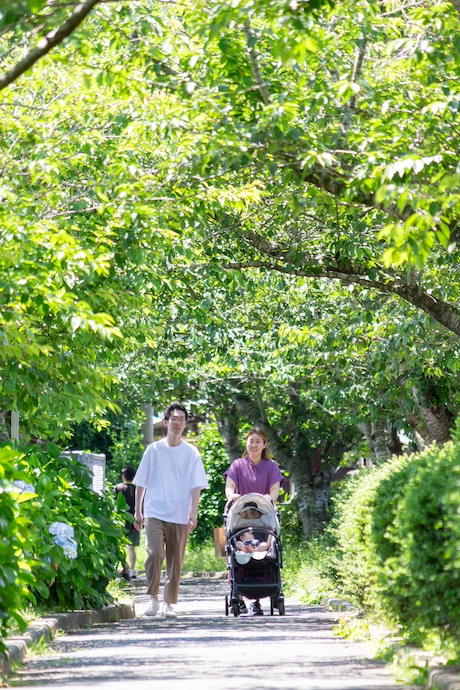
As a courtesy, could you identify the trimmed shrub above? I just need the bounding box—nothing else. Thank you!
[324,468,388,614]
[325,430,460,644]
[373,440,460,638]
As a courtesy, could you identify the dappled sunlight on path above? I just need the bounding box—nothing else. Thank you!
[10,578,420,690]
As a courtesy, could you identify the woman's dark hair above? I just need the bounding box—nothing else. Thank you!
[122,465,136,482]
[164,402,189,421]
[242,427,269,459]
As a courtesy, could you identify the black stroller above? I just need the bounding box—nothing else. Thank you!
[223,493,285,616]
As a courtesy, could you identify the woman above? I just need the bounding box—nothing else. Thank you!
[224,427,284,615]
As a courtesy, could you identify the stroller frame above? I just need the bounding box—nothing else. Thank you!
[223,493,285,617]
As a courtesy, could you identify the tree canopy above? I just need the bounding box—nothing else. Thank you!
[1,0,459,499]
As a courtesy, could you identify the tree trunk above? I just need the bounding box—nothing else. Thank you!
[372,417,391,462]
[358,421,374,466]
[215,404,242,461]
[417,405,453,444]
[412,386,454,444]
[360,419,392,465]
[0,409,11,443]
[387,422,403,456]
[359,417,400,464]
[288,455,337,539]
[142,403,154,446]
[404,411,431,450]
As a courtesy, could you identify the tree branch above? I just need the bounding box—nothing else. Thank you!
[340,33,368,138]
[222,259,460,337]
[243,19,270,105]
[255,379,267,423]
[0,0,101,92]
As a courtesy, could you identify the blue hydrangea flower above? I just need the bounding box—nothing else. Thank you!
[12,480,36,494]
[49,522,78,559]
[62,541,78,559]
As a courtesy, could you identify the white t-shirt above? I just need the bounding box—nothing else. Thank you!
[133,439,209,525]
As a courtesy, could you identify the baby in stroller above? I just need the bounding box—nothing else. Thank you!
[224,493,285,617]
[235,529,270,553]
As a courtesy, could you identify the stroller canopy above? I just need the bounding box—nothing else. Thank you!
[225,493,280,538]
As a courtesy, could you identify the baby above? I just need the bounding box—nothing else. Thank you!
[235,530,269,553]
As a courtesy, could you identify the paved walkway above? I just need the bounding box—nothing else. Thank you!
[9,577,420,690]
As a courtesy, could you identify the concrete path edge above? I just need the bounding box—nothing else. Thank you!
[325,597,460,690]
[0,600,135,680]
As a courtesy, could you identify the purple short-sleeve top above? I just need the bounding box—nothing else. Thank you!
[224,456,285,496]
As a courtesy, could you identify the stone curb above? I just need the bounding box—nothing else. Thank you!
[428,668,460,690]
[325,597,460,690]
[324,597,358,612]
[0,600,135,680]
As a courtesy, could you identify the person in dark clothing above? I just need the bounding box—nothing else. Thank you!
[114,465,139,579]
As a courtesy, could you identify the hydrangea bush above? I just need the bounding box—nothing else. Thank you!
[15,442,126,611]
[0,441,127,657]
[0,446,36,657]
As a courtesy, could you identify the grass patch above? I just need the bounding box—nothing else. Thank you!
[182,542,226,573]
[282,541,337,604]
[5,608,40,637]
[107,578,134,601]
[27,634,53,658]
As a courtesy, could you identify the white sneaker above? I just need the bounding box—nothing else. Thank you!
[129,569,137,579]
[162,603,177,618]
[144,599,160,616]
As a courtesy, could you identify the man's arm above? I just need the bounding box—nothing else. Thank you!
[188,487,202,530]
[134,485,146,531]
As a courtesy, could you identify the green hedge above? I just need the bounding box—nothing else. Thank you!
[325,431,460,643]
[0,442,128,657]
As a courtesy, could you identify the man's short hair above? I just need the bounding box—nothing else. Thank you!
[122,465,136,482]
[164,403,189,421]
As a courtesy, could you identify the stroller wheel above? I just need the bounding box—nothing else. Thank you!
[231,599,240,617]
[277,598,285,616]
[225,595,229,616]
[270,597,274,616]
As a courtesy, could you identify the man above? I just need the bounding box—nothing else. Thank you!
[133,403,208,618]
[114,465,139,579]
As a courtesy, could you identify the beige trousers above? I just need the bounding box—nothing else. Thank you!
[144,518,190,604]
